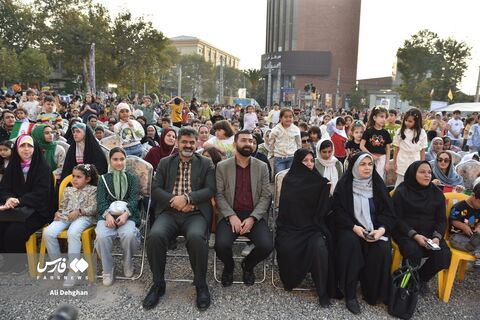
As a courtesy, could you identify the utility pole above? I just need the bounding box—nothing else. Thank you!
[266,62,272,107]
[276,62,282,105]
[336,67,341,109]
[177,65,182,97]
[475,65,480,102]
[219,57,224,104]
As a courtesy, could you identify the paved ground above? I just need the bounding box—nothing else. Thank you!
[0,241,479,320]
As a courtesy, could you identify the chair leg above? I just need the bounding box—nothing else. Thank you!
[25,234,37,278]
[437,269,446,299]
[457,260,468,281]
[81,230,95,283]
[38,234,47,274]
[441,255,460,303]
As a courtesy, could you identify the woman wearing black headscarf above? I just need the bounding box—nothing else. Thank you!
[141,124,160,148]
[0,135,55,273]
[275,149,337,308]
[61,123,108,181]
[144,128,177,171]
[393,160,451,295]
[332,152,395,314]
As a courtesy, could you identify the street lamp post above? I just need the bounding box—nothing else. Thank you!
[177,65,182,97]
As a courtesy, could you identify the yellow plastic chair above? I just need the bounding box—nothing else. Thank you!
[439,192,476,302]
[38,174,96,282]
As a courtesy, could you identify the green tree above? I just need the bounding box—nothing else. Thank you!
[0,46,19,86]
[0,0,38,53]
[243,68,263,98]
[19,48,51,86]
[396,29,471,108]
[110,11,172,94]
[178,54,215,101]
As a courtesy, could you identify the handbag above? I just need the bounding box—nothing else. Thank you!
[101,175,128,216]
[388,260,420,320]
[0,207,36,222]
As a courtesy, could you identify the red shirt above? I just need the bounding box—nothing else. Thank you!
[331,132,347,158]
[233,163,254,212]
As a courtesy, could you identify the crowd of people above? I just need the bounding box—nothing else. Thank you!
[0,89,479,315]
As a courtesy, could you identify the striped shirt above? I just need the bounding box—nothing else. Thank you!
[172,160,196,211]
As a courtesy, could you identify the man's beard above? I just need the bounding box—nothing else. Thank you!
[237,146,253,157]
[181,148,194,157]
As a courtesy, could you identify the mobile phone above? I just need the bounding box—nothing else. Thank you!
[426,239,440,250]
[363,230,375,240]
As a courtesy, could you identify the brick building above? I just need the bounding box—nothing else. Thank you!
[170,36,240,69]
[262,0,361,107]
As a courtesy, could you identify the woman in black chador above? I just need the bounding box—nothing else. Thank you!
[332,152,395,314]
[0,135,55,273]
[61,123,107,181]
[392,160,451,296]
[275,148,338,308]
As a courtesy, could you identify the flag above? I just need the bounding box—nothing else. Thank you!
[9,120,35,140]
[429,88,434,97]
[448,89,453,100]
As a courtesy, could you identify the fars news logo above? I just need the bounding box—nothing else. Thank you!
[37,257,89,278]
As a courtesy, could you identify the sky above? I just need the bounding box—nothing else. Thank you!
[96,0,480,95]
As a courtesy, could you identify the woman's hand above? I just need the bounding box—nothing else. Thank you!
[115,211,129,227]
[5,198,19,209]
[352,225,366,239]
[413,234,428,247]
[367,227,386,242]
[431,179,441,186]
[105,213,116,228]
[454,185,465,193]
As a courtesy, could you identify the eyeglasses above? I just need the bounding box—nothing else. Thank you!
[437,158,450,163]
[302,139,311,143]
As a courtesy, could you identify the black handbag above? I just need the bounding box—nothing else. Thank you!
[388,260,420,320]
[0,207,35,222]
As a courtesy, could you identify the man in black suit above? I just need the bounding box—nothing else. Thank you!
[143,127,216,311]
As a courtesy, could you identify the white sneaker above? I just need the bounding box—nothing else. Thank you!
[123,259,134,278]
[63,272,78,287]
[102,268,114,286]
[241,244,255,257]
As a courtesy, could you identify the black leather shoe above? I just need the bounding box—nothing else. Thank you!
[196,285,211,311]
[241,259,255,286]
[346,298,361,314]
[319,295,332,308]
[221,269,234,287]
[142,283,166,310]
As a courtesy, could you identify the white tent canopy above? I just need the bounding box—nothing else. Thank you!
[435,102,480,113]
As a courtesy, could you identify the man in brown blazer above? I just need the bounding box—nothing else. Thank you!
[214,130,273,286]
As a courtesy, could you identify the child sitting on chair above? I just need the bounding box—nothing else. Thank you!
[43,164,98,286]
[449,183,480,267]
[95,147,141,286]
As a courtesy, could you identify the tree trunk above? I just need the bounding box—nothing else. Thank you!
[83,57,90,92]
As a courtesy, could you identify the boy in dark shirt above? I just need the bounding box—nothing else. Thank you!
[449,184,480,266]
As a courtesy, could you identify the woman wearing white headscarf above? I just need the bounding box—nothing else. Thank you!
[332,152,396,315]
[425,137,443,162]
[315,137,343,194]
